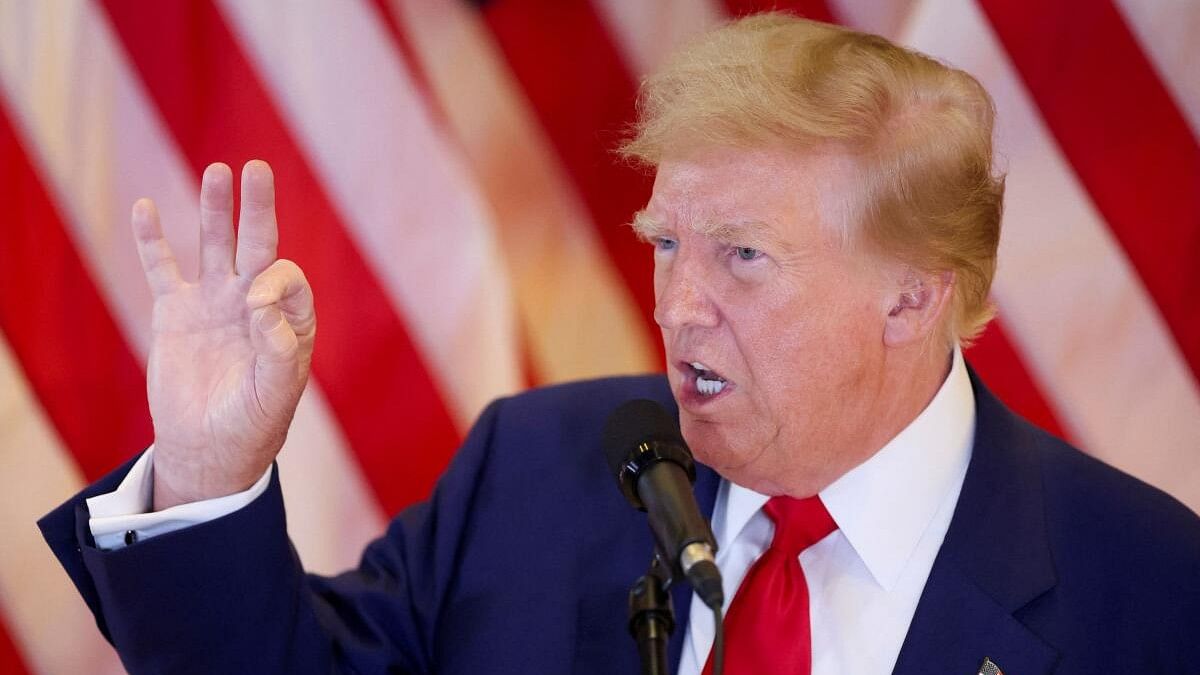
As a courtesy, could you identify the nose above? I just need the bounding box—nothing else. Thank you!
[653,253,720,330]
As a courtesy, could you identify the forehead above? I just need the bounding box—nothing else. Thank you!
[644,145,853,243]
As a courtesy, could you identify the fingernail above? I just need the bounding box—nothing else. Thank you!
[255,308,293,354]
[266,325,293,353]
[256,307,284,332]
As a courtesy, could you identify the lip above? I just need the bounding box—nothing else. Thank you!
[673,360,735,409]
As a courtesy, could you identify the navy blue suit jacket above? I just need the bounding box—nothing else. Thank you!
[40,372,1200,674]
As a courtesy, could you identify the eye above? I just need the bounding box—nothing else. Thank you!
[653,236,678,252]
[734,246,762,261]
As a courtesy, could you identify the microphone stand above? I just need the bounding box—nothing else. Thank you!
[628,558,674,675]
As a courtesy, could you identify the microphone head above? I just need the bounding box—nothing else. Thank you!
[602,399,683,474]
[602,399,696,509]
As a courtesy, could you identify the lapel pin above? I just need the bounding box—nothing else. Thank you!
[977,656,1004,675]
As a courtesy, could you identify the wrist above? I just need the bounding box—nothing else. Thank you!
[150,446,266,511]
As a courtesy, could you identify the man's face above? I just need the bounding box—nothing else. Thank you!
[640,145,893,495]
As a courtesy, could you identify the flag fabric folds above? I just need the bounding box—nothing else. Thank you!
[0,1,1196,673]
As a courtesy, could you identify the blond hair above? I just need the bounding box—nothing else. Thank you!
[620,13,1004,345]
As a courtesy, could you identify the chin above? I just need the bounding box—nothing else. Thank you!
[680,417,748,471]
[680,417,792,494]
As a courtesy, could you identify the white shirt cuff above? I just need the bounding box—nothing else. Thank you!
[86,447,273,551]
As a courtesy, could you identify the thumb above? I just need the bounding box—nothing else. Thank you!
[250,304,299,366]
[249,304,304,414]
[246,259,315,340]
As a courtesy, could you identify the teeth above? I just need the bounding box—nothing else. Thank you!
[690,361,709,372]
[696,377,726,396]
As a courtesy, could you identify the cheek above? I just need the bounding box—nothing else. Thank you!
[724,282,831,381]
[728,277,880,409]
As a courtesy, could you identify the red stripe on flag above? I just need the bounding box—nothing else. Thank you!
[980,0,1200,380]
[478,0,663,363]
[0,608,30,675]
[965,318,1067,440]
[100,0,460,514]
[0,99,152,480]
[722,0,837,23]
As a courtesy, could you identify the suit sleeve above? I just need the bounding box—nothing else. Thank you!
[37,398,506,675]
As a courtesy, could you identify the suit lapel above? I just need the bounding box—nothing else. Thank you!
[891,557,1058,675]
[893,369,1059,674]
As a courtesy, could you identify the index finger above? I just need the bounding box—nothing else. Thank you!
[131,198,184,296]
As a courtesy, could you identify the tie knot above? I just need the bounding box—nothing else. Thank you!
[763,495,837,556]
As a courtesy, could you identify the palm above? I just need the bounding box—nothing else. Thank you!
[149,280,266,467]
[133,161,314,508]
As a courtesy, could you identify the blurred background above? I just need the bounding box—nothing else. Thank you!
[0,0,1196,672]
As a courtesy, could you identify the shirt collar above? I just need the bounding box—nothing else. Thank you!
[717,347,976,591]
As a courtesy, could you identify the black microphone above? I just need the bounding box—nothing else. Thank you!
[603,399,724,610]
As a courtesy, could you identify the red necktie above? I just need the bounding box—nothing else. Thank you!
[702,495,838,675]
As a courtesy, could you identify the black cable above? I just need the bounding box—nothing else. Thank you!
[711,605,724,675]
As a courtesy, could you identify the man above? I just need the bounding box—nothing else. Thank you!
[40,13,1200,675]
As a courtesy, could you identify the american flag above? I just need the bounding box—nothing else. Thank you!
[0,1,1196,672]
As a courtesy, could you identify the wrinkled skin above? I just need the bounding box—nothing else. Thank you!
[640,145,952,497]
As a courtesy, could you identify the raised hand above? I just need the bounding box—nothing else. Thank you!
[133,161,315,510]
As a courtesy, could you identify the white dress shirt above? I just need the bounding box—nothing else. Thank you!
[86,449,273,550]
[677,347,976,675]
[91,351,975,675]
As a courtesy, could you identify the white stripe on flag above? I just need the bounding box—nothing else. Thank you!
[593,0,725,77]
[829,0,916,38]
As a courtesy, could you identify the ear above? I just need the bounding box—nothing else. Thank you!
[883,268,955,348]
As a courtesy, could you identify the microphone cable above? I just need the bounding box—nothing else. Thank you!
[711,605,724,675]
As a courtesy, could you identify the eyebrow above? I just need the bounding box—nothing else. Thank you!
[629,210,666,242]
[630,210,788,252]
[699,220,785,252]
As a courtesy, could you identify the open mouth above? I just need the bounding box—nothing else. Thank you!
[688,361,728,397]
